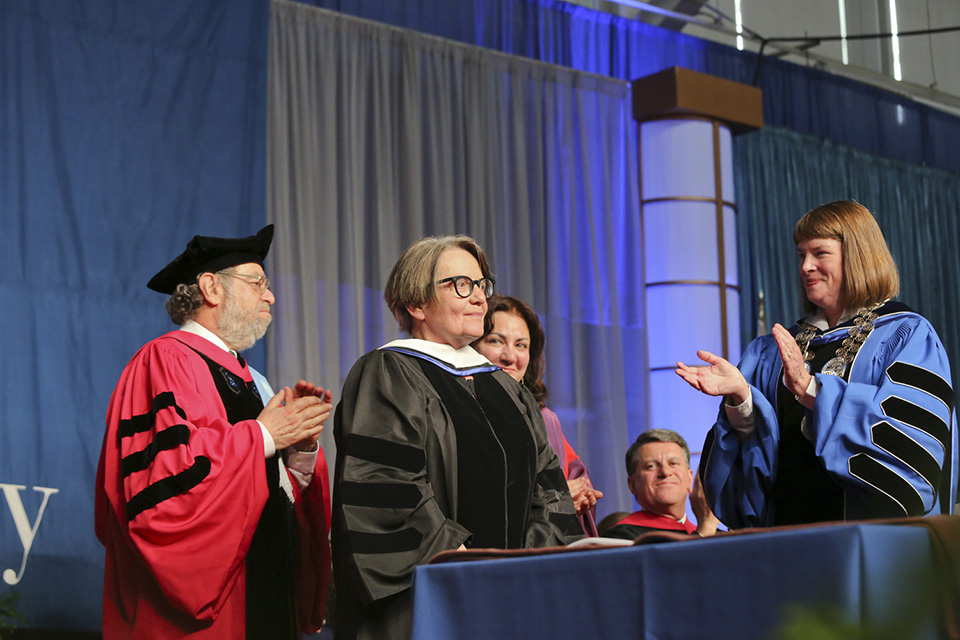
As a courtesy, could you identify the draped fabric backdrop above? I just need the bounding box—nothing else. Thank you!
[267,0,643,517]
[734,126,960,393]
[4,0,960,632]
[0,0,268,631]
[304,0,960,174]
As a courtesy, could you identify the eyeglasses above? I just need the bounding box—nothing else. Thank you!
[219,271,272,294]
[435,275,495,299]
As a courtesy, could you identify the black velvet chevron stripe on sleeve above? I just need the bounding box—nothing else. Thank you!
[117,391,187,440]
[341,433,426,473]
[125,456,211,521]
[119,424,192,477]
[880,396,950,452]
[870,421,941,492]
[536,465,568,493]
[548,511,583,533]
[338,481,423,509]
[849,453,924,517]
[347,527,423,554]
[886,362,955,409]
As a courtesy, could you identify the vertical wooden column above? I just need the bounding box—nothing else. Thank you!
[632,67,762,468]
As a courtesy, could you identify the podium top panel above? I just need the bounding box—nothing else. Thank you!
[632,67,763,133]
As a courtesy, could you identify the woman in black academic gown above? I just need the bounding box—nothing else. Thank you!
[330,235,582,640]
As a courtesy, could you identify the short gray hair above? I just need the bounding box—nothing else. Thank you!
[625,429,691,475]
[384,235,492,334]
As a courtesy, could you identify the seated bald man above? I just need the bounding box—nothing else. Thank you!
[602,429,718,540]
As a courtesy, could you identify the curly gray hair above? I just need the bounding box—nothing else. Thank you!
[164,273,233,324]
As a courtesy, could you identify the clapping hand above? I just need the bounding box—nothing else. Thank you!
[258,380,333,451]
[675,350,750,405]
[567,477,603,515]
[772,324,814,408]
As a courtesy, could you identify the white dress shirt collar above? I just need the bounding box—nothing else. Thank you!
[179,319,236,357]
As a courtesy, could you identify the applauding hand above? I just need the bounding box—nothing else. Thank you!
[676,350,750,405]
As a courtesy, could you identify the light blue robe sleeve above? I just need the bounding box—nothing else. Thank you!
[701,335,783,529]
[702,313,957,528]
[807,315,956,519]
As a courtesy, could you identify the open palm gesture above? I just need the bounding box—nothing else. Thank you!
[676,350,750,405]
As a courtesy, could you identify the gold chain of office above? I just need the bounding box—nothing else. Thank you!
[792,301,885,378]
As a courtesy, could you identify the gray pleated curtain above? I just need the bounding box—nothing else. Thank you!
[267,0,643,515]
[267,0,960,519]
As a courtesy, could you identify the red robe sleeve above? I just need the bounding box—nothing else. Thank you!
[292,449,332,634]
[96,335,270,623]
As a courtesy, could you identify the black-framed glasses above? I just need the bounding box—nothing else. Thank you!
[435,275,495,298]
[219,270,272,294]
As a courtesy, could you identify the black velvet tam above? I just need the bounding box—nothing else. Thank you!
[146,224,274,294]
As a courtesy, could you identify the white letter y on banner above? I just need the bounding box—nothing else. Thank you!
[1,484,59,585]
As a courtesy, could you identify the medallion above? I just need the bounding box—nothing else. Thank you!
[821,356,847,377]
[789,301,887,385]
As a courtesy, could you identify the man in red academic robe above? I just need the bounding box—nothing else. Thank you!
[603,429,719,540]
[95,225,332,639]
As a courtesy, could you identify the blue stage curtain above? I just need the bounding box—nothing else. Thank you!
[0,0,268,631]
[299,0,960,174]
[733,126,960,392]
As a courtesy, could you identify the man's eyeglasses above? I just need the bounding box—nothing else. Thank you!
[219,271,272,294]
[435,275,495,299]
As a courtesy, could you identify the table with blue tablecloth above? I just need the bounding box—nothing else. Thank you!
[411,521,957,640]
